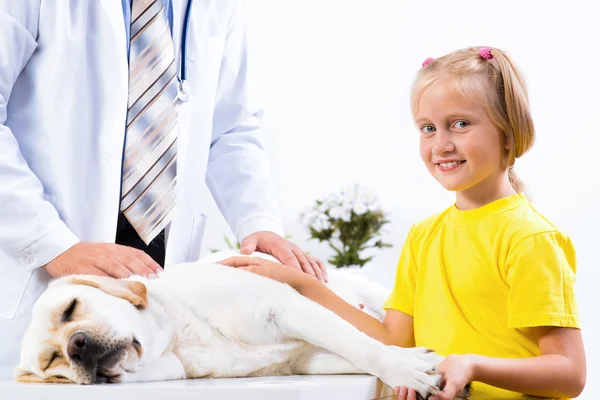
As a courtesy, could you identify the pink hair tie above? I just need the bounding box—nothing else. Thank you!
[422,57,435,67]
[479,47,494,60]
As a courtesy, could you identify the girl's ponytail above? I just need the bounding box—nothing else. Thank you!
[490,48,535,195]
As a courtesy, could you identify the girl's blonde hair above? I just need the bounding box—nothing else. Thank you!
[411,47,534,194]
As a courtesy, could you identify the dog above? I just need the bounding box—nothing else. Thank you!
[14,250,470,399]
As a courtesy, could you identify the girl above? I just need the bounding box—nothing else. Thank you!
[221,46,586,399]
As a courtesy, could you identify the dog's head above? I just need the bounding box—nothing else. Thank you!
[15,275,150,384]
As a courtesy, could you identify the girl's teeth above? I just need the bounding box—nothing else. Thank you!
[440,161,461,167]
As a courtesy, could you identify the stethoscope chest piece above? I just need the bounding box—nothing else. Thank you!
[177,80,191,102]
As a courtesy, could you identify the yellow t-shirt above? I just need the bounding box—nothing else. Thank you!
[384,193,580,399]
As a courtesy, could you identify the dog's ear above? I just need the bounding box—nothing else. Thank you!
[14,368,74,384]
[62,275,148,310]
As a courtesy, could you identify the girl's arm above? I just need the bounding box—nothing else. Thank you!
[220,256,415,347]
[295,276,416,347]
[432,326,586,400]
[472,326,586,398]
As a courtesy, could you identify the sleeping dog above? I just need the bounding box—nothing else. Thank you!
[14,250,470,399]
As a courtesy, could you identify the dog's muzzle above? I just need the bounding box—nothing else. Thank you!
[67,332,129,384]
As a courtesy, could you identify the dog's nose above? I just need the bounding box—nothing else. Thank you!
[67,332,90,363]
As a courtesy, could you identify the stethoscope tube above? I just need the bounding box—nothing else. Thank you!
[177,0,194,102]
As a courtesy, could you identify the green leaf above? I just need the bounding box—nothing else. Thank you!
[223,235,235,250]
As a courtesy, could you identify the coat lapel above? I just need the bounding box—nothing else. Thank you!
[98,0,128,89]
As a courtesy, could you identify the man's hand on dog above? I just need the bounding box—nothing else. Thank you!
[239,231,328,282]
[220,256,319,288]
[44,242,162,279]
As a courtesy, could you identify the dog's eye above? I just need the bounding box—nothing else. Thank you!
[62,299,78,323]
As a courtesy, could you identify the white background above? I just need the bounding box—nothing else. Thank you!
[200,1,600,397]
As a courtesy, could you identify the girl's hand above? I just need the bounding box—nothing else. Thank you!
[429,354,476,400]
[394,386,419,400]
[219,256,317,289]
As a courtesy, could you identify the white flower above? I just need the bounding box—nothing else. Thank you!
[342,190,356,204]
[357,192,373,205]
[311,214,331,231]
[326,193,343,208]
[353,202,367,215]
[319,218,331,231]
[341,185,355,196]
[341,208,352,222]
[367,202,380,212]
[301,209,319,225]
[318,202,328,213]
[329,206,342,219]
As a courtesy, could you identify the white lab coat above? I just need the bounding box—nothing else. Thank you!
[0,0,283,379]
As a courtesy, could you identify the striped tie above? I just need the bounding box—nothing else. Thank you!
[121,0,178,244]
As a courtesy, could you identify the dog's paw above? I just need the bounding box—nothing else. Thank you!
[384,348,472,400]
[376,348,441,399]
[388,346,445,367]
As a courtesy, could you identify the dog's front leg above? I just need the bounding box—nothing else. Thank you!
[120,352,186,383]
[274,294,442,399]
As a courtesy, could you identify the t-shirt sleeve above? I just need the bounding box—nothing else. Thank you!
[384,225,418,316]
[506,231,580,329]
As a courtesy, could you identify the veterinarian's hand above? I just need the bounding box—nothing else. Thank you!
[45,242,162,279]
[240,231,328,282]
[220,256,313,289]
[394,386,419,400]
[428,354,475,400]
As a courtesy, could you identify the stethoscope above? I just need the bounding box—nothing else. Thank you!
[176,0,194,102]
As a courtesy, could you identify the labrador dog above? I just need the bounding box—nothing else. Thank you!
[14,250,469,399]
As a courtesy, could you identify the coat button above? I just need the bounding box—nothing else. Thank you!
[105,151,112,162]
[19,254,35,265]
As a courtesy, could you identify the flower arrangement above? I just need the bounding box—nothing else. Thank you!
[301,185,392,268]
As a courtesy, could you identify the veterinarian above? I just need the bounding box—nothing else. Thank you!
[0,0,325,380]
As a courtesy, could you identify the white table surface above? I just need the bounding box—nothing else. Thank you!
[0,375,395,400]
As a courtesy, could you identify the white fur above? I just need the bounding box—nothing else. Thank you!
[15,251,443,397]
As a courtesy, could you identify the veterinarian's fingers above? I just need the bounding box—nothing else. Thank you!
[306,255,325,282]
[240,245,255,254]
[122,258,158,279]
[240,236,257,255]
[135,250,163,274]
[273,248,302,271]
[97,258,133,279]
[315,257,328,282]
[305,255,324,282]
[107,245,160,278]
[82,266,110,277]
[290,247,317,278]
